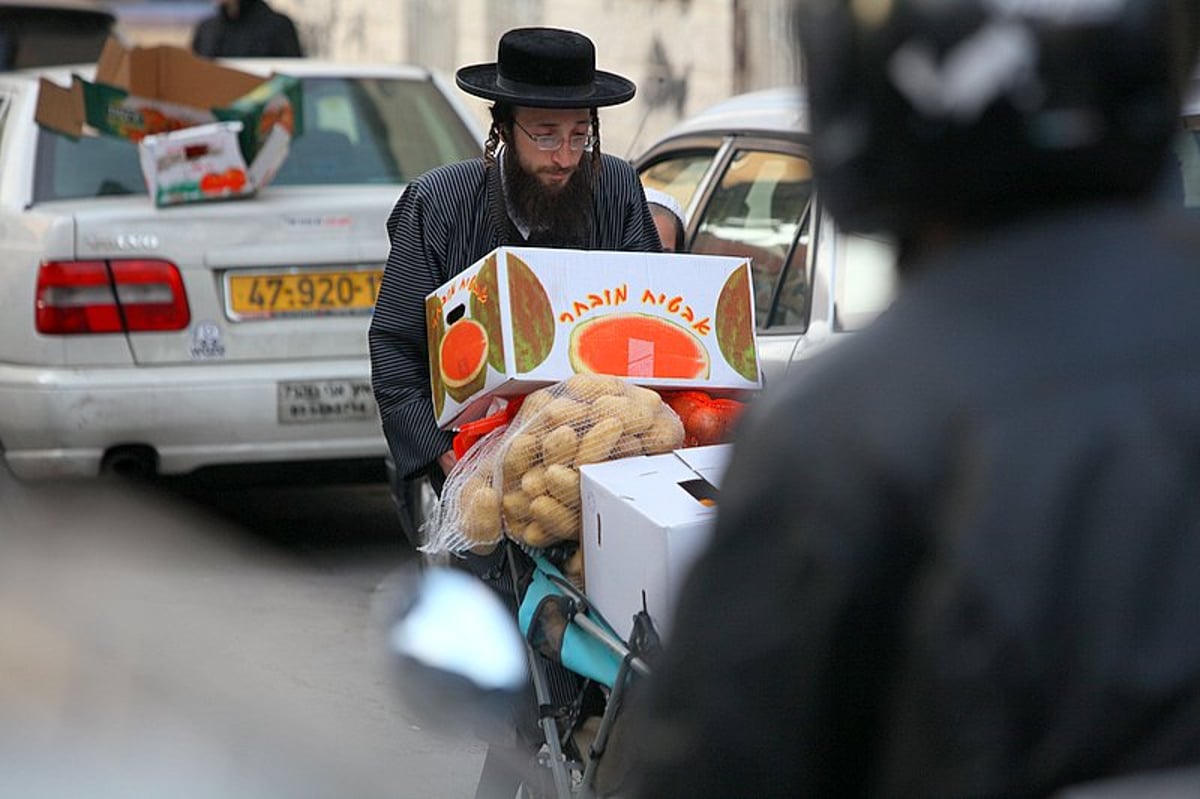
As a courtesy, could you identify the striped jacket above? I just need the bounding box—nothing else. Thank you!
[369,153,662,482]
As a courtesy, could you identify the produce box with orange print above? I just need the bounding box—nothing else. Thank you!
[137,120,290,208]
[426,247,761,429]
[34,37,301,206]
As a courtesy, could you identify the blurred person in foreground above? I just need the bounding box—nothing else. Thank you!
[632,0,1200,796]
[191,0,303,58]
[645,187,688,252]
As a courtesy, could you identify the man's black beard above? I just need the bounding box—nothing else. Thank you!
[504,150,594,248]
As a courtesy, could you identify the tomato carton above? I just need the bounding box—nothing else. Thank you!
[137,120,290,207]
[579,443,731,640]
[426,247,761,429]
[34,36,301,205]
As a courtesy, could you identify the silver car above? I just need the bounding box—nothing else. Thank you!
[0,60,484,479]
[637,84,1200,388]
[636,86,899,390]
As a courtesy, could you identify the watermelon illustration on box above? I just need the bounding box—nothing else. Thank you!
[426,247,761,429]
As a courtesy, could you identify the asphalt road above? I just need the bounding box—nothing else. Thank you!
[1,463,488,798]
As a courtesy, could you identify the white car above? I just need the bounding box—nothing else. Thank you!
[0,60,485,479]
[636,84,1200,388]
[635,87,900,391]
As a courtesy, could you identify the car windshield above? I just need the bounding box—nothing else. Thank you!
[33,75,480,202]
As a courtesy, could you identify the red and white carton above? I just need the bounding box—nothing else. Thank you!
[425,247,761,429]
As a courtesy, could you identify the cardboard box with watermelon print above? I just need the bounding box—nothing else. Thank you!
[425,246,761,430]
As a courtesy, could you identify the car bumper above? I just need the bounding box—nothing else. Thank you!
[0,359,387,479]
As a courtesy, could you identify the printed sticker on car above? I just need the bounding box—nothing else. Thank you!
[277,379,378,424]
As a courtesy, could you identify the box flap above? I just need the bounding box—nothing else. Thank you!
[94,36,128,86]
[34,77,87,138]
[136,45,264,107]
[674,443,733,489]
[95,36,265,107]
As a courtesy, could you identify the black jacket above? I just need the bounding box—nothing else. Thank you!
[191,0,302,59]
[633,203,1200,797]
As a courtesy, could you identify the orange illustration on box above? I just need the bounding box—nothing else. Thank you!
[199,167,248,195]
[569,313,711,380]
[439,318,490,403]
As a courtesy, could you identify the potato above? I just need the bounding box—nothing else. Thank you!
[628,384,664,412]
[541,424,579,466]
[564,373,625,400]
[502,489,532,525]
[514,388,554,424]
[502,432,539,484]
[564,546,584,577]
[640,414,684,454]
[459,473,489,508]
[592,393,633,422]
[546,396,589,427]
[517,520,556,548]
[622,396,657,435]
[545,463,580,507]
[613,431,645,459]
[563,547,585,590]
[575,416,624,465]
[521,465,548,498]
[531,494,580,540]
[462,485,501,543]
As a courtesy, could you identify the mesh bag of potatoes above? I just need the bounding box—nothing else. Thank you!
[419,374,685,569]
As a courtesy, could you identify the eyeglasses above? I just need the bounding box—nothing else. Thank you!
[513,120,595,153]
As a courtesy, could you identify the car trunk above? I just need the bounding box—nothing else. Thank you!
[63,187,398,365]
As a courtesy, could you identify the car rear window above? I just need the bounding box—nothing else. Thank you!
[33,75,480,202]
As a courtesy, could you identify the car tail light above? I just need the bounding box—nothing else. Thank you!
[110,260,191,331]
[36,259,190,335]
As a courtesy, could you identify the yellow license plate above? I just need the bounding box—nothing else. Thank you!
[226,268,383,318]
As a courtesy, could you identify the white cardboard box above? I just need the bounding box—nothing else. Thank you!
[138,120,290,207]
[579,443,732,640]
[425,247,761,429]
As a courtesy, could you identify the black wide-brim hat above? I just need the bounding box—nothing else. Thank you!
[456,27,636,108]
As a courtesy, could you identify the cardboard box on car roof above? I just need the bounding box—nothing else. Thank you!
[34,37,302,206]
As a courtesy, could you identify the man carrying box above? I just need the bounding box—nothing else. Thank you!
[368,26,662,799]
[369,27,661,515]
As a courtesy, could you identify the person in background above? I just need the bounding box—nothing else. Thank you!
[369,26,661,798]
[191,0,303,58]
[644,187,687,252]
[632,0,1200,796]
